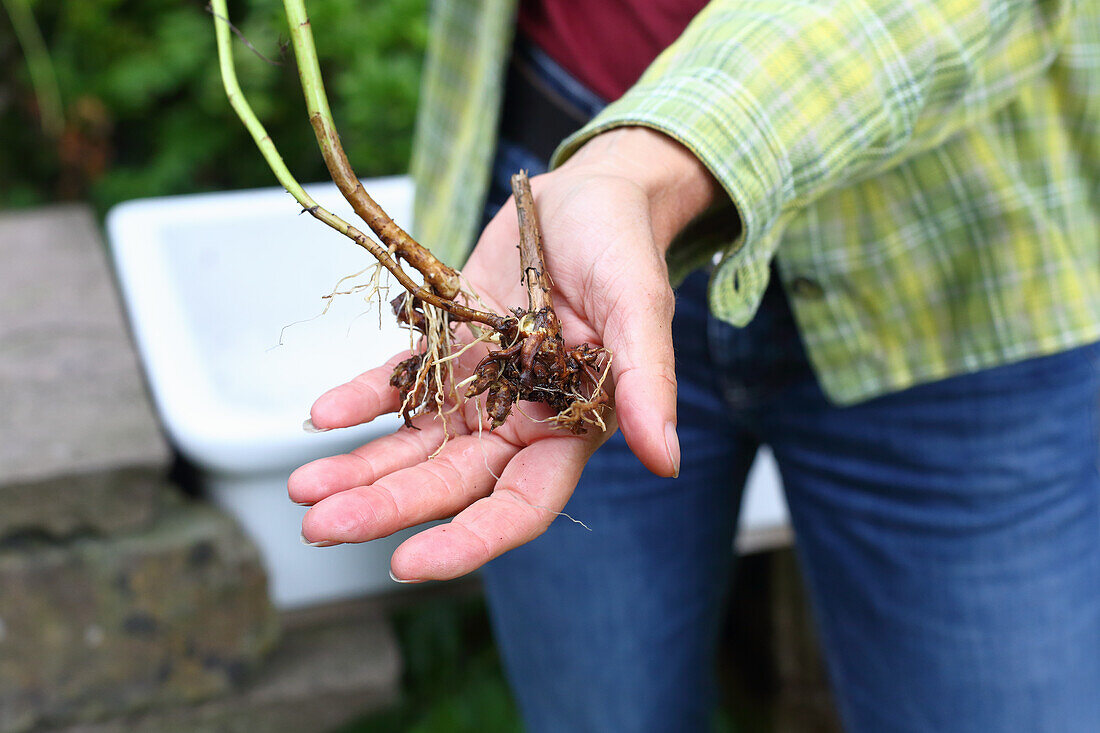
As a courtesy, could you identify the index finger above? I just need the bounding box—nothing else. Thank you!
[308,351,411,430]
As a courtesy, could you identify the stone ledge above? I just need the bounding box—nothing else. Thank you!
[0,498,279,733]
[37,604,401,733]
[0,468,164,542]
[0,204,169,488]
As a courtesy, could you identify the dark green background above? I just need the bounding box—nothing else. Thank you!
[0,0,427,214]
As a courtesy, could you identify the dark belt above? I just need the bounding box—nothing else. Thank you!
[497,46,598,164]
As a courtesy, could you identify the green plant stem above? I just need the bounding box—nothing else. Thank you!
[2,0,63,138]
[282,0,461,300]
[210,0,507,330]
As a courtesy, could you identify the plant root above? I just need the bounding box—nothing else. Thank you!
[212,2,611,438]
[390,171,612,435]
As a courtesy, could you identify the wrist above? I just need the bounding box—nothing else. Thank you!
[560,126,722,251]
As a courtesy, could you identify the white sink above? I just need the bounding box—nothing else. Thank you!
[106,175,789,610]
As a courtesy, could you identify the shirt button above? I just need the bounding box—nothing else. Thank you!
[789,276,825,300]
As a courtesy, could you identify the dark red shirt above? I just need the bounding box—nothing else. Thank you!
[518,0,711,102]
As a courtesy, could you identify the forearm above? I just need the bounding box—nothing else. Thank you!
[550,0,1076,324]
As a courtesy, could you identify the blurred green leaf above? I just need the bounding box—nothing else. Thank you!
[0,0,428,213]
[335,593,522,733]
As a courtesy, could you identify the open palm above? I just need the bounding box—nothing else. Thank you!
[290,130,714,581]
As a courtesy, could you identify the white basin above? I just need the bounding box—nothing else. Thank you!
[106,175,789,610]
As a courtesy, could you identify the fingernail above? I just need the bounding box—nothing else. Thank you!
[300,533,340,548]
[303,418,331,433]
[664,421,680,479]
[389,569,422,584]
[292,501,312,507]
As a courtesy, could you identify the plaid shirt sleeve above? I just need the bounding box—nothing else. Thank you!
[414,0,1099,403]
[553,0,1077,324]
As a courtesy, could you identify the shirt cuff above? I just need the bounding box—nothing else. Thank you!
[550,68,790,325]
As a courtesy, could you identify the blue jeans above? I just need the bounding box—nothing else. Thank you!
[482,45,1100,733]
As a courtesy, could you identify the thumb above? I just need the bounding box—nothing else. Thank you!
[601,270,680,479]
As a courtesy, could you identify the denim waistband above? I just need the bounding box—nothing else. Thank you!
[496,38,608,165]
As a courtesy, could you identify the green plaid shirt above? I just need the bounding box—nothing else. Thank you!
[411,0,1100,405]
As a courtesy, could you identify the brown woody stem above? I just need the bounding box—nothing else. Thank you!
[304,206,511,330]
[283,0,461,300]
[212,0,506,330]
[511,171,554,313]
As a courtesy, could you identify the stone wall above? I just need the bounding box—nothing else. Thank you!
[0,206,397,732]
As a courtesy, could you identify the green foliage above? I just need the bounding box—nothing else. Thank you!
[0,0,428,213]
[339,591,751,732]
[338,593,522,733]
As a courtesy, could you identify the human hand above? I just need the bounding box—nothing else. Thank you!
[289,127,720,581]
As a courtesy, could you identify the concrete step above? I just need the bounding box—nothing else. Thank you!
[0,204,170,540]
